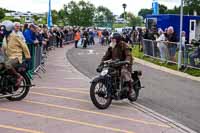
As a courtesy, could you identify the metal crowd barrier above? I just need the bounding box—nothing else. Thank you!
[27,33,75,79]
[142,39,200,70]
[64,32,74,44]
[48,35,56,50]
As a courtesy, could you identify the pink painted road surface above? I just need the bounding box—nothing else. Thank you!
[0,44,194,133]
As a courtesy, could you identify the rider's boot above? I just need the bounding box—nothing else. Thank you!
[9,67,24,87]
[128,81,135,98]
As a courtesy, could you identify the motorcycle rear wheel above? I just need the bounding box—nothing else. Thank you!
[7,73,30,101]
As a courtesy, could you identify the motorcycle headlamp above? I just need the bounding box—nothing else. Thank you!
[100,69,108,76]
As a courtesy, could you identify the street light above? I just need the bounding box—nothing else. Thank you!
[178,0,183,70]
[122,3,127,22]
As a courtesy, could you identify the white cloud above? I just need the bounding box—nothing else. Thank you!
[0,0,180,15]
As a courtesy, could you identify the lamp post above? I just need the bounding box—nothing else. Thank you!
[178,0,184,70]
[122,3,127,23]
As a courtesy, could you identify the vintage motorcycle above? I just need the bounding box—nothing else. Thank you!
[0,62,34,101]
[90,59,143,109]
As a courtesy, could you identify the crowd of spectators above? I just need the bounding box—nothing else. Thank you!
[128,26,199,67]
[1,22,199,68]
[0,22,77,73]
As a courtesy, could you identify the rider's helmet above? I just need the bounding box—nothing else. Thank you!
[111,32,122,44]
[0,20,14,37]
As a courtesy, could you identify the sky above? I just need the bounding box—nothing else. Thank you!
[0,0,180,15]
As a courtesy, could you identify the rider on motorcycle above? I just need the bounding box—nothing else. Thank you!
[99,32,135,98]
[1,20,31,87]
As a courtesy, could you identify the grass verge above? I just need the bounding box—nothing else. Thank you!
[132,45,200,77]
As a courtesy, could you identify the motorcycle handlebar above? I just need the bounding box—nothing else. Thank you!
[102,60,130,66]
[97,60,130,73]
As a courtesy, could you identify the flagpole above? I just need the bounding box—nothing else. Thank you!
[48,0,52,29]
[178,0,183,70]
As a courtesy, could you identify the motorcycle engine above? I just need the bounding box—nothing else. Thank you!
[0,75,16,93]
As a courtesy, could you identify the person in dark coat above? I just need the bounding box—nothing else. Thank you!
[100,33,135,99]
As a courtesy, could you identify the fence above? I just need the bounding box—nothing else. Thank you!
[65,32,74,44]
[27,33,75,79]
[142,39,200,70]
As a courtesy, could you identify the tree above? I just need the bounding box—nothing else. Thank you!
[95,6,114,23]
[184,0,200,15]
[138,4,167,18]
[0,9,5,20]
[125,12,142,26]
[138,9,152,19]
[138,4,194,18]
[42,13,48,24]
[78,0,95,26]
[58,9,65,20]
[64,0,95,26]
[52,10,58,24]
[58,9,66,25]
[159,4,168,14]
[32,15,39,22]
[120,12,127,19]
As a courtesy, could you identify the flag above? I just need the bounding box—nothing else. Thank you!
[152,0,159,15]
[47,0,53,28]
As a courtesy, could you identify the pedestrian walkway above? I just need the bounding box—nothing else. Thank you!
[0,44,196,133]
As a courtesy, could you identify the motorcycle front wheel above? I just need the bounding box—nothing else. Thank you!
[90,79,112,109]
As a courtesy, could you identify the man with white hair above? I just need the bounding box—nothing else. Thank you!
[166,26,178,62]
[13,22,26,42]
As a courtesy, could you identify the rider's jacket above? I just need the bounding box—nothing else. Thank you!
[101,41,133,71]
[2,32,30,63]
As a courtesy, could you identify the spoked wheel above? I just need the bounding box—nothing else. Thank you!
[90,80,112,109]
[7,73,30,101]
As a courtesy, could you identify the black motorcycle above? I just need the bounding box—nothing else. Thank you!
[90,59,143,109]
[0,63,34,101]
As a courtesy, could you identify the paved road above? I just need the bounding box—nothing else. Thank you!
[67,45,200,133]
[0,45,183,133]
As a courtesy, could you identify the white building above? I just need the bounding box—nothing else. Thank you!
[115,18,127,24]
[114,15,127,24]
[5,11,45,23]
[5,11,45,18]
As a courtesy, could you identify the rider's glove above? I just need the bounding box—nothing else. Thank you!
[96,65,102,73]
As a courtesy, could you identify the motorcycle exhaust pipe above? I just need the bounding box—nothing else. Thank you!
[0,94,13,99]
[0,92,23,99]
[19,84,35,88]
